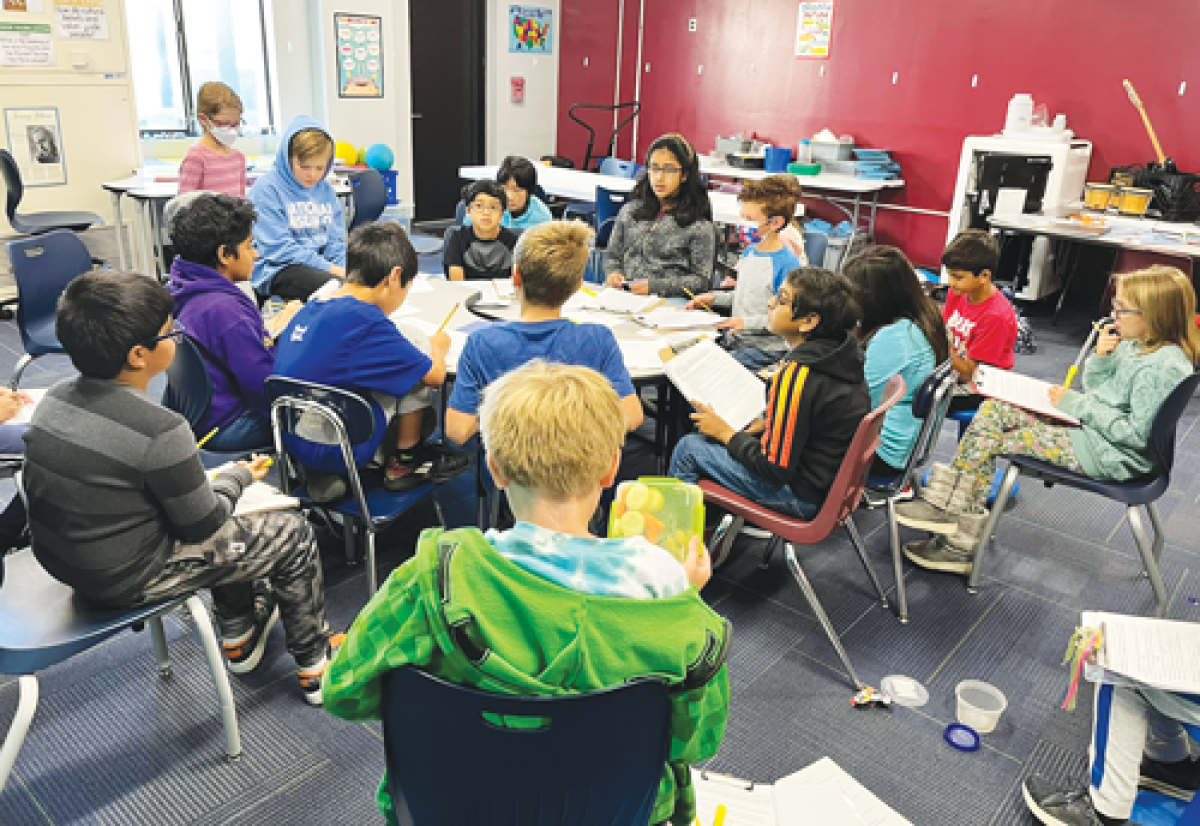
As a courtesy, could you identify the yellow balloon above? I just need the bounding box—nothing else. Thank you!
[334,141,357,166]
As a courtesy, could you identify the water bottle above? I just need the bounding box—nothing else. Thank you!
[798,139,812,165]
[1005,94,1034,133]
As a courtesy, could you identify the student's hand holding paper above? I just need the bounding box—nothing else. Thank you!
[692,401,736,445]
[239,454,273,483]
[716,317,746,332]
[682,535,712,590]
[1048,384,1067,407]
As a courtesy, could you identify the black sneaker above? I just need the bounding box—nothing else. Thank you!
[385,443,471,491]
[223,598,280,675]
[1139,756,1200,801]
[306,470,348,504]
[297,632,346,706]
[1021,776,1130,826]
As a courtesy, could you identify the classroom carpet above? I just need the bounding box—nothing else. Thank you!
[2,296,1199,825]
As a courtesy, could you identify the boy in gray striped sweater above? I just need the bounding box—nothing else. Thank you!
[23,271,339,705]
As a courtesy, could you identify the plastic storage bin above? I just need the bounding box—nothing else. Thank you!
[955,680,1008,734]
[811,141,854,162]
[609,478,705,563]
[380,170,399,205]
[764,146,794,173]
[821,231,869,273]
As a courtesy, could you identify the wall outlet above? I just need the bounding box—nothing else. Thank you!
[688,18,697,32]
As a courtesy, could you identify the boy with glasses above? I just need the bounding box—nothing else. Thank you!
[444,180,521,281]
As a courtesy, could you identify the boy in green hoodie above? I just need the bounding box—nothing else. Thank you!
[323,361,730,825]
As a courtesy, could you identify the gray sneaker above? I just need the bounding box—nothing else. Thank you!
[903,534,974,574]
[895,498,959,533]
[1021,775,1130,825]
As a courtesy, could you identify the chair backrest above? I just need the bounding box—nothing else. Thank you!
[598,157,638,179]
[808,375,906,535]
[382,667,672,825]
[802,230,829,268]
[7,230,93,352]
[1150,370,1200,479]
[163,335,215,430]
[878,360,958,492]
[0,149,22,224]
[348,169,388,229]
[595,185,628,229]
[454,199,467,226]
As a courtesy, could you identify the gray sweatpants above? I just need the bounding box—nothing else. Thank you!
[133,510,331,669]
[1089,682,1200,819]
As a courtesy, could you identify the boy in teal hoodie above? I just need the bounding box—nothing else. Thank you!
[324,361,730,825]
[249,115,347,301]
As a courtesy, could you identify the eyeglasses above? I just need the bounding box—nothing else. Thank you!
[769,290,793,307]
[648,165,683,176]
[146,320,186,347]
[1111,300,1142,318]
[203,115,245,129]
[469,203,504,215]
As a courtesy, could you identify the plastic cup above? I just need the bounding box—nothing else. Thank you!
[955,680,1007,734]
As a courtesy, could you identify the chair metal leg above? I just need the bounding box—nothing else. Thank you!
[886,498,909,623]
[784,544,865,691]
[844,514,889,610]
[9,354,33,391]
[968,464,1021,594]
[1146,502,1166,564]
[708,514,741,568]
[1128,506,1169,618]
[343,519,358,567]
[760,535,781,569]
[184,595,242,760]
[0,675,38,793]
[489,488,503,531]
[365,528,379,595]
[149,615,172,678]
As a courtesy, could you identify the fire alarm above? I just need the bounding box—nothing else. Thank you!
[511,77,526,104]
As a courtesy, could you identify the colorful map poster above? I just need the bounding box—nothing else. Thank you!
[335,13,383,98]
[795,1,834,59]
[509,5,552,55]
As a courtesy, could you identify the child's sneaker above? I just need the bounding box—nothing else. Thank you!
[223,599,280,675]
[384,443,471,491]
[1139,755,1200,801]
[297,632,347,706]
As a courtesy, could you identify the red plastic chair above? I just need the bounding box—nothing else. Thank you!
[701,375,906,690]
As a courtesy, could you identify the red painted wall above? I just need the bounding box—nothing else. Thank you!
[558,0,1200,269]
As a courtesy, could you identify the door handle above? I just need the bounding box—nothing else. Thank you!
[411,113,423,119]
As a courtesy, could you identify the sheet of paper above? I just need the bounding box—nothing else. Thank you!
[207,466,301,517]
[580,286,661,314]
[972,365,1080,425]
[472,280,511,307]
[1083,611,1200,693]
[564,309,625,328]
[408,276,436,294]
[6,388,45,426]
[619,341,667,372]
[994,188,1027,217]
[493,277,515,299]
[447,329,468,363]
[773,758,911,825]
[693,771,777,826]
[308,279,342,302]
[389,304,422,319]
[665,339,766,432]
[401,317,438,336]
[636,309,724,330]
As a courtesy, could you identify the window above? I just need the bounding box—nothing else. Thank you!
[126,0,275,136]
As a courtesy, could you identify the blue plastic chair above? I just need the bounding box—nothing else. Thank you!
[865,361,958,623]
[0,547,241,793]
[802,230,829,269]
[347,169,388,230]
[1,150,100,236]
[969,371,1200,615]
[599,157,639,178]
[583,186,630,283]
[381,667,671,825]
[564,159,638,224]
[266,377,443,595]
[163,335,273,467]
[5,230,93,389]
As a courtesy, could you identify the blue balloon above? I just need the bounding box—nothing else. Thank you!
[364,143,394,172]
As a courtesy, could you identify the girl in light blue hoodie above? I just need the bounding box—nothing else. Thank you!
[248,116,346,301]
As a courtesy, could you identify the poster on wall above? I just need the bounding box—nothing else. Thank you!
[795,1,834,58]
[334,13,383,98]
[5,107,67,186]
[509,5,553,55]
[54,0,109,40]
[0,22,54,66]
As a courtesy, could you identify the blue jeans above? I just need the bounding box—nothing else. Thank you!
[732,346,785,373]
[669,433,818,520]
[206,411,273,452]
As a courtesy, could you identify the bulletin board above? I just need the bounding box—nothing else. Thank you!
[0,0,127,73]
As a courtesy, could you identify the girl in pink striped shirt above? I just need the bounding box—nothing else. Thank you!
[179,82,247,198]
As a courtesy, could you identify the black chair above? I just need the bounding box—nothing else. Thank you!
[5,230,93,388]
[266,376,443,595]
[567,102,642,172]
[864,360,958,623]
[163,335,273,467]
[0,547,242,792]
[1,149,101,235]
[381,667,671,825]
[347,169,388,230]
[969,371,1200,616]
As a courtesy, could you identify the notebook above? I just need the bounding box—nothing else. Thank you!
[664,339,765,432]
[207,465,300,517]
[574,286,661,314]
[972,365,1080,425]
[1081,610,1200,693]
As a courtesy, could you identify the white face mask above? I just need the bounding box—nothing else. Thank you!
[203,118,240,147]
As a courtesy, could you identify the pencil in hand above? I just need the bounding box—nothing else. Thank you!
[196,427,219,449]
[683,288,716,314]
[436,304,460,334]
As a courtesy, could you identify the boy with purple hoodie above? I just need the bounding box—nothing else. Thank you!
[166,192,301,451]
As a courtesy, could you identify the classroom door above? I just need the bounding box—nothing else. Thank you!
[409,0,485,222]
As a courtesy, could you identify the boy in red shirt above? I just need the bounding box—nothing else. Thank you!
[942,229,1017,383]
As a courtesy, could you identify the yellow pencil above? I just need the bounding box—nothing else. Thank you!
[436,304,459,334]
[713,804,728,826]
[196,427,219,449]
[683,288,716,314]
[1063,364,1079,391]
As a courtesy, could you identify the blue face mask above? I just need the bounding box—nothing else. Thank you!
[737,221,764,246]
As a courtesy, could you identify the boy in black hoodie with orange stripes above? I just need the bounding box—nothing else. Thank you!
[670,267,871,524]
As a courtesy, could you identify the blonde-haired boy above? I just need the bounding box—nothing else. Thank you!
[446,220,643,444]
[324,361,729,825]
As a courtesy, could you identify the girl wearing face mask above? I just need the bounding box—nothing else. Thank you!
[179,82,248,197]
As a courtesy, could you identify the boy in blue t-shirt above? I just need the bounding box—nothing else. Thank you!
[274,222,469,501]
[686,176,801,372]
[445,220,644,445]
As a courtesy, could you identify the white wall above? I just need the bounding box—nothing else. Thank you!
[0,0,140,237]
[307,0,415,206]
[485,0,559,163]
